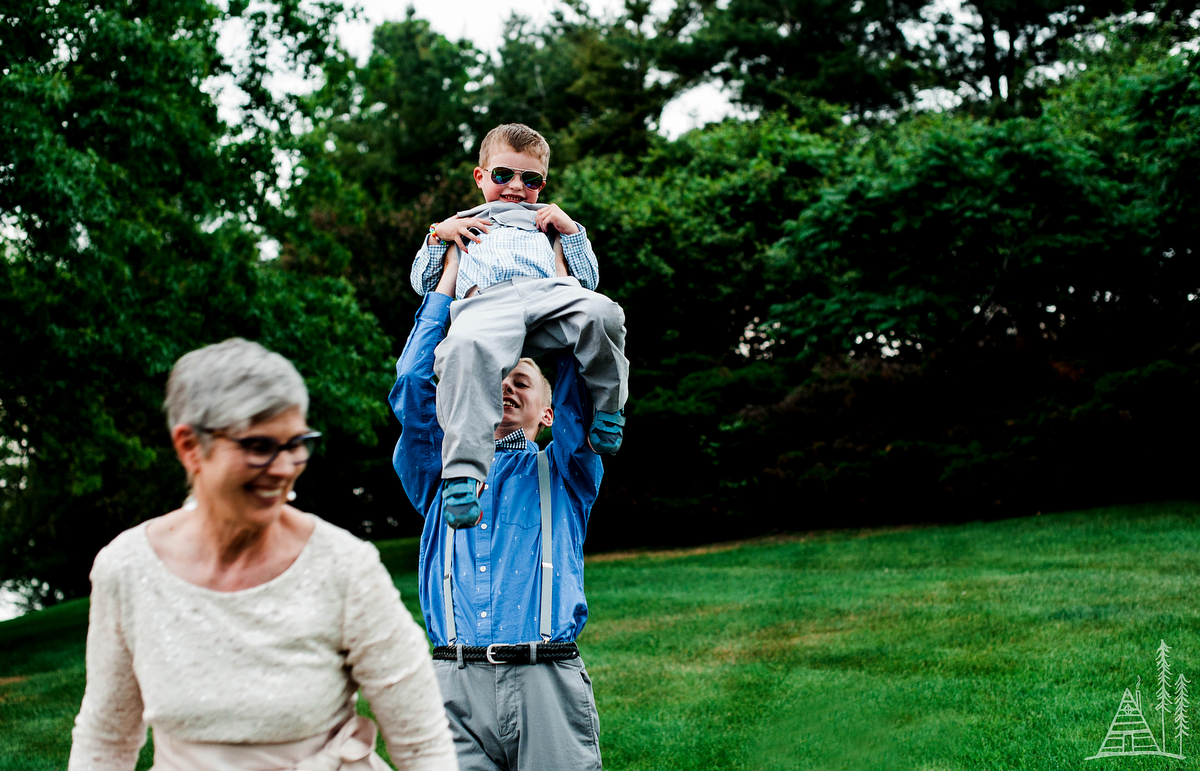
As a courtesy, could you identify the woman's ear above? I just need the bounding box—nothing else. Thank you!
[171,424,203,479]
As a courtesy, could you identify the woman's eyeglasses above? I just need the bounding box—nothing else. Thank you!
[197,428,322,468]
[488,166,546,191]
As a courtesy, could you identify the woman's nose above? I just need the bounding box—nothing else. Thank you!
[266,451,300,476]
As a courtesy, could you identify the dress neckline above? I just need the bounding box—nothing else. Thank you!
[136,514,320,596]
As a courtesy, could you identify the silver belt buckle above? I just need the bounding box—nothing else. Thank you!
[486,643,505,664]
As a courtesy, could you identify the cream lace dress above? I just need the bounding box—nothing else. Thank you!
[67,515,456,771]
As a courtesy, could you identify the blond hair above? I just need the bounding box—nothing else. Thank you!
[516,357,553,408]
[479,124,550,172]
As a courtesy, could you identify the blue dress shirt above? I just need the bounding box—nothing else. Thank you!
[388,292,604,646]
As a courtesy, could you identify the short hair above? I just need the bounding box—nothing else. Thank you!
[516,357,553,408]
[165,338,308,441]
[479,124,551,172]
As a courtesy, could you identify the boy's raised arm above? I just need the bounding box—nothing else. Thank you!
[549,352,604,504]
[536,203,599,290]
[410,237,449,297]
[411,218,494,295]
[558,227,598,290]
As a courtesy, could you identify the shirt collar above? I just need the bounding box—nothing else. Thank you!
[495,428,530,452]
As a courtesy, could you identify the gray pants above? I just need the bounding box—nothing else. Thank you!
[433,658,603,771]
[434,276,629,481]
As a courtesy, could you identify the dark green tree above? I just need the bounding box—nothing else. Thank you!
[483,0,686,164]
[920,0,1200,116]
[656,0,1200,119]
[655,0,930,116]
[279,12,485,339]
[768,28,1200,357]
[554,31,1200,548]
[0,0,392,602]
[546,111,851,539]
[308,9,485,201]
[742,31,1200,519]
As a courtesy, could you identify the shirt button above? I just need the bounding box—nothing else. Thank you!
[480,611,487,618]
[480,566,487,572]
[480,523,488,530]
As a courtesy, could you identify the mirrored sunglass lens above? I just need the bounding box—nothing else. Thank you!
[520,171,544,189]
[490,167,516,184]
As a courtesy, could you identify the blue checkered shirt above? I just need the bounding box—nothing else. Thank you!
[411,223,599,300]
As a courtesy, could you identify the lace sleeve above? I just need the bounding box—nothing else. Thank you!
[68,548,148,771]
[343,543,457,771]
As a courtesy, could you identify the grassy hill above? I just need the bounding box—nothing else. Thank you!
[4,501,1200,769]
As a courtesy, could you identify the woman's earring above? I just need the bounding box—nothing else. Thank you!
[182,494,198,511]
[287,490,297,502]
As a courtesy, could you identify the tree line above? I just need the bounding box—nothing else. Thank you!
[2,0,1198,604]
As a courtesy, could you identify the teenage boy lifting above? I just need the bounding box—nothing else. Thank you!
[391,240,605,770]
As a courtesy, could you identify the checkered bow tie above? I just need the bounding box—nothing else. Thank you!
[495,429,528,452]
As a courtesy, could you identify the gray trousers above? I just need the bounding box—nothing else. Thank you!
[433,658,603,771]
[434,276,629,481]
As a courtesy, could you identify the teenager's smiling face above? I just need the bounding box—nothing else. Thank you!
[474,145,546,205]
[496,360,553,439]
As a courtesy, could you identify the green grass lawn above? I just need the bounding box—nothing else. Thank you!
[4,501,1200,769]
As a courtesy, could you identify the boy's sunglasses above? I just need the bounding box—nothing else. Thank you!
[488,166,546,191]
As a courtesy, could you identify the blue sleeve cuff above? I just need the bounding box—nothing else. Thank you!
[418,291,453,322]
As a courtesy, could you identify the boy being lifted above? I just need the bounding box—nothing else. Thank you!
[411,123,628,528]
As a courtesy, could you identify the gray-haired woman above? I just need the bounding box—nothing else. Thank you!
[68,339,457,771]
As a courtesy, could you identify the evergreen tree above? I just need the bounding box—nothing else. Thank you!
[920,0,1200,116]
[655,0,927,116]
[281,12,485,336]
[657,0,1200,118]
[1175,672,1191,756]
[1158,640,1173,747]
[482,0,684,164]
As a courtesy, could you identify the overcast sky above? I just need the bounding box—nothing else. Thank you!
[340,0,572,59]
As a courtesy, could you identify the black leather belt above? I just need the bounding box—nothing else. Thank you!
[433,641,579,665]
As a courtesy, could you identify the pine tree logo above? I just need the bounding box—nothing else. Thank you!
[1086,640,1187,760]
[1174,672,1191,756]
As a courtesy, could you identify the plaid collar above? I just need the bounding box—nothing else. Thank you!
[495,428,529,452]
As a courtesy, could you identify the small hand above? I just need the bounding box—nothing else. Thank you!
[435,217,492,253]
[535,204,580,235]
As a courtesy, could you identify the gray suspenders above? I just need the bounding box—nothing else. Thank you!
[443,449,554,657]
[537,449,553,642]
